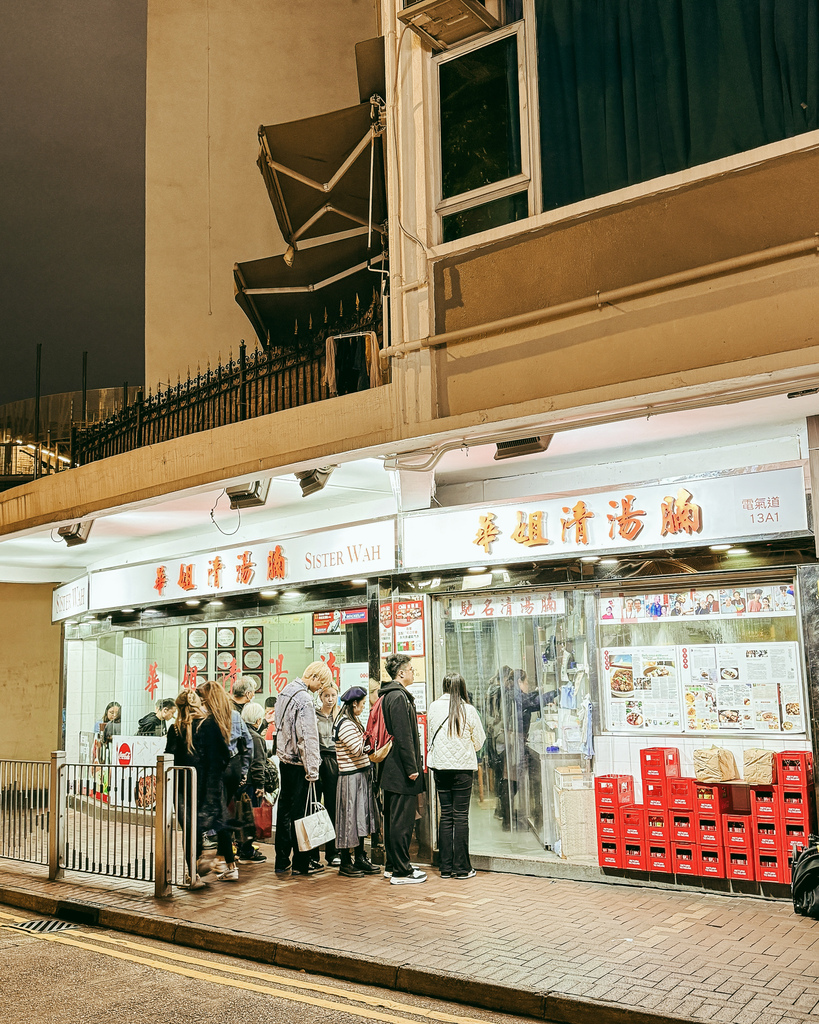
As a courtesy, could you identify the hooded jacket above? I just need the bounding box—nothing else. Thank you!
[377,679,425,795]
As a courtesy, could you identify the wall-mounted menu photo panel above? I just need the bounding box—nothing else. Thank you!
[215,649,236,673]
[602,646,682,732]
[243,625,264,648]
[216,626,237,649]
[599,584,796,623]
[242,648,264,671]
[187,627,208,649]
[187,650,208,672]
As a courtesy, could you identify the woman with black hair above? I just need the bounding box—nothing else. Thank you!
[96,701,121,764]
[427,673,486,879]
[333,686,381,878]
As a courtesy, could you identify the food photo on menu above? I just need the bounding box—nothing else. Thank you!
[604,647,681,730]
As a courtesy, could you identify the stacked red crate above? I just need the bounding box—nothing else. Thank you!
[595,775,635,868]
[751,752,814,884]
[639,748,698,876]
[693,781,729,878]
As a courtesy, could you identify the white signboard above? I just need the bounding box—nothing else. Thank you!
[88,519,395,613]
[52,576,90,621]
[402,468,807,571]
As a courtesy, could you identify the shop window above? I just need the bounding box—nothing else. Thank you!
[434,23,534,242]
[434,589,595,864]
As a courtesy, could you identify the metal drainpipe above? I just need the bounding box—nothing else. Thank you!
[379,235,819,366]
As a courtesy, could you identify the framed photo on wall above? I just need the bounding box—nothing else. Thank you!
[216,626,236,649]
[187,627,208,650]
[243,625,264,648]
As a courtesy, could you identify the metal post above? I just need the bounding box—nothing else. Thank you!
[34,343,42,446]
[81,351,88,426]
[48,751,65,881]
[239,341,247,420]
[154,754,174,898]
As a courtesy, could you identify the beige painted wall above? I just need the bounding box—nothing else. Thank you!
[145,0,377,389]
[0,584,62,760]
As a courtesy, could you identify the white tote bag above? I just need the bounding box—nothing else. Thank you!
[295,783,336,852]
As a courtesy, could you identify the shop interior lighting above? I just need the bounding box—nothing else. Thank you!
[351,578,368,584]
[259,590,278,598]
[226,479,270,509]
[600,558,619,566]
[121,607,135,613]
[57,520,93,546]
[282,590,303,599]
[295,467,335,497]
[143,608,161,616]
[468,566,489,573]
[461,572,493,589]
[710,544,732,551]
[208,599,224,607]
[580,555,600,562]
[184,599,200,606]
[726,547,749,555]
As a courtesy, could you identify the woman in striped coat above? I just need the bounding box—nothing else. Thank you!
[333,686,381,878]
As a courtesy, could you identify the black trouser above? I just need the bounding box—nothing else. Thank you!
[433,769,474,875]
[382,790,417,877]
[218,753,243,864]
[316,751,338,862]
[275,762,311,872]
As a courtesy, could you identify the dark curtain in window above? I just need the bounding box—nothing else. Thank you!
[535,0,819,209]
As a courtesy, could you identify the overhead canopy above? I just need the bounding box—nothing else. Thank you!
[257,100,386,245]
[234,234,385,346]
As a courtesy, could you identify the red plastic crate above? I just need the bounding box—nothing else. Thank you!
[673,843,699,875]
[646,809,670,842]
[595,775,635,810]
[780,787,812,825]
[621,806,645,841]
[598,838,622,868]
[648,843,672,872]
[667,777,694,811]
[641,747,680,780]
[697,815,722,846]
[751,786,779,822]
[753,817,782,852]
[699,846,725,878]
[722,814,752,850]
[623,841,647,871]
[777,751,814,787]
[693,782,730,816]
[757,850,787,884]
[596,808,619,839]
[672,812,696,843]
[784,821,808,847]
[644,780,666,810]
[727,849,755,881]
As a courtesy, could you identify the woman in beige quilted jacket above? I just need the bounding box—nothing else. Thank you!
[427,673,486,879]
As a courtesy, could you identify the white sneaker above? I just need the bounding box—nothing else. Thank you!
[217,867,239,881]
[454,869,477,879]
[390,869,427,885]
[383,870,392,880]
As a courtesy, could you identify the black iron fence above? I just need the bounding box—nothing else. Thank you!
[73,338,333,466]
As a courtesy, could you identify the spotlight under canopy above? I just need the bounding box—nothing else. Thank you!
[226,479,271,509]
[296,467,335,497]
[57,521,93,546]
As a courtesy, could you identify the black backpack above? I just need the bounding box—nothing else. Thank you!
[263,757,279,797]
[791,838,819,917]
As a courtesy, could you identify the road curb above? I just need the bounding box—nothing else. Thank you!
[0,882,698,1023]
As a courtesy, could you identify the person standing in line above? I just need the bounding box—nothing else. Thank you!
[333,686,381,878]
[236,701,268,865]
[274,661,330,875]
[138,698,177,736]
[315,680,340,867]
[378,653,426,885]
[427,673,486,879]
[197,680,251,881]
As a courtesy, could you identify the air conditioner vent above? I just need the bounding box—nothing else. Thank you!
[493,435,552,461]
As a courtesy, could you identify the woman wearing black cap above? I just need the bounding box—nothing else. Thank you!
[333,686,381,877]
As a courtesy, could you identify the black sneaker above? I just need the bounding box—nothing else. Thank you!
[292,863,325,876]
[238,850,267,865]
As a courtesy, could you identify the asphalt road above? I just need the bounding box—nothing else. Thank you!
[0,903,533,1024]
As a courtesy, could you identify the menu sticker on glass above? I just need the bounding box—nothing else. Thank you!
[603,646,681,731]
[600,586,796,623]
[394,600,425,656]
[380,603,393,656]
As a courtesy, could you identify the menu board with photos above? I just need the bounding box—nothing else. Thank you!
[602,646,683,732]
[599,584,796,622]
[681,642,803,733]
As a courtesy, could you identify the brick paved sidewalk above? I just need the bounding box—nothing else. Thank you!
[1,851,819,1024]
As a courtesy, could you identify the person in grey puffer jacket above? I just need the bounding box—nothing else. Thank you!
[274,661,332,875]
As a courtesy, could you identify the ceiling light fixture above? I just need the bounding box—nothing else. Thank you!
[351,578,368,585]
[226,479,270,509]
[259,590,278,598]
[580,555,600,563]
[710,544,732,552]
[208,599,224,607]
[726,547,749,556]
[282,590,303,599]
[121,607,135,614]
[57,521,93,546]
[468,566,489,573]
[185,599,201,607]
[599,558,618,566]
[296,467,335,497]
[494,435,553,461]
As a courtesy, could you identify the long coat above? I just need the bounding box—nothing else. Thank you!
[377,680,426,796]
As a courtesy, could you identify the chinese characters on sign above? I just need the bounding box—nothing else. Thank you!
[145,662,160,699]
[449,591,566,620]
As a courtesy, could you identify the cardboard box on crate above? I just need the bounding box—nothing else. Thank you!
[640,747,680,781]
[727,848,755,881]
[594,775,634,810]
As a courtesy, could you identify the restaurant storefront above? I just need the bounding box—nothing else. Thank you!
[53,462,819,891]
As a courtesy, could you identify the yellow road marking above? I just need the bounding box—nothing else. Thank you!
[0,910,491,1024]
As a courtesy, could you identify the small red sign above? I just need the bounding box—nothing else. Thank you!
[118,743,132,767]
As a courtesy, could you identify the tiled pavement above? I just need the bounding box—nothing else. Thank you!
[2,852,819,1024]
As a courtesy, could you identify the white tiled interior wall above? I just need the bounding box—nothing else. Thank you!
[595,732,812,800]
[121,634,149,735]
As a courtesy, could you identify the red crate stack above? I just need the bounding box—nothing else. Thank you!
[623,841,647,870]
[648,843,672,872]
[598,838,623,868]
[723,814,753,850]
[595,775,634,868]
[727,848,755,881]
[751,785,779,823]
[621,806,645,842]
[641,747,680,780]
[673,843,699,875]
[693,782,731,817]
[777,751,813,787]
[671,812,697,843]
[595,774,635,810]
[699,845,726,877]
[753,817,782,852]
[756,849,787,884]
[596,807,619,839]
[646,808,670,842]
[697,814,722,847]
[779,786,814,827]
[644,780,666,810]
[667,778,694,811]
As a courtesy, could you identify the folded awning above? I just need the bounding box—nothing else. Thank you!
[257,100,386,245]
[234,234,385,346]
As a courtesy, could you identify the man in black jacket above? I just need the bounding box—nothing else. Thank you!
[379,654,426,885]
[137,699,176,736]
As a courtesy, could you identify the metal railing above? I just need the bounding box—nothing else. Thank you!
[0,753,195,898]
[0,760,50,864]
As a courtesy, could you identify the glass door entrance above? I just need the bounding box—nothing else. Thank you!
[433,590,596,864]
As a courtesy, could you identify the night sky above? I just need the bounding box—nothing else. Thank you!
[0,1,146,407]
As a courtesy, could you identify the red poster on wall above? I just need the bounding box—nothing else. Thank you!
[394,600,425,656]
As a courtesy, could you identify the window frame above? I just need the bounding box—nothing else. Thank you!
[428,15,541,245]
